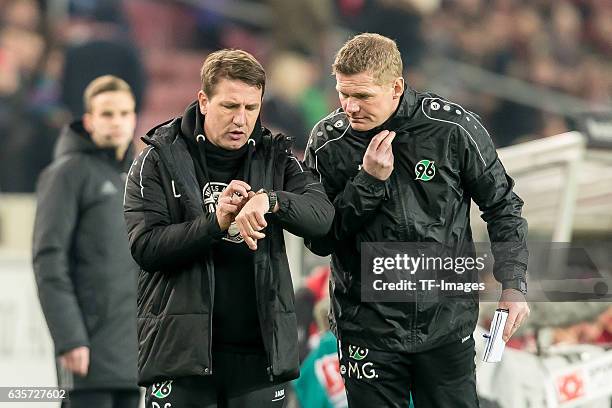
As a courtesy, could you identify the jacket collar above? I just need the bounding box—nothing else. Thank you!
[54,120,134,171]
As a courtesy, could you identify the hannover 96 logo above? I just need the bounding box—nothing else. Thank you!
[151,381,172,399]
[415,159,435,181]
[348,345,369,361]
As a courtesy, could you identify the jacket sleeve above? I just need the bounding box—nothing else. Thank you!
[123,146,224,272]
[32,158,89,356]
[272,154,334,239]
[302,129,389,256]
[457,121,529,286]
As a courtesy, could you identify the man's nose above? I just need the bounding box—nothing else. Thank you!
[345,98,360,113]
[233,108,246,127]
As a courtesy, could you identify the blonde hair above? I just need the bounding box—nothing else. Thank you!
[83,75,133,112]
[200,49,266,96]
[332,33,403,84]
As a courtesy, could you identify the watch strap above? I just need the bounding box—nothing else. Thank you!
[502,278,527,295]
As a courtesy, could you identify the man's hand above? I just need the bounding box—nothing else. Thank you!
[235,192,270,250]
[498,289,530,342]
[362,130,396,181]
[59,346,89,376]
[216,180,251,230]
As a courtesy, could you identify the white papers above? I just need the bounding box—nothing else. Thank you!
[482,308,509,363]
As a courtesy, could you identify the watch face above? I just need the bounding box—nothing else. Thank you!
[268,192,277,212]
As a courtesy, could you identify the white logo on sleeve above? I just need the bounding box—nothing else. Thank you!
[100,180,118,196]
[272,388,285,402]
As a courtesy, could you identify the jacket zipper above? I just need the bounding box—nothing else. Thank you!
[265,141,276,382]
[255,138,276,382]
[258,251,274,382]
[207,256,214,375]
[395,174,418,348]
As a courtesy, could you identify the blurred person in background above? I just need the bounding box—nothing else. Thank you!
[295,266,331,363]
[263,51,330,156]
[266,0,333,60]
[59,0,146,118]
[0,0,67,192]
[123,49,333,407]
[335,0,438,70]
[32,75,140,408]
[293,296,349,408]
[305,33,530,408]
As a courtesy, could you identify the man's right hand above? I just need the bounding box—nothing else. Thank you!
[216,180,251,230]
[362,130,396,181]
[59,346,89,377]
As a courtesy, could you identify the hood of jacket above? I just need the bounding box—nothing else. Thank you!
[54,120,133,170]
[54,121,103,158]
[180,100,264,147]
[146,101,265,148]
[144,101,279,184]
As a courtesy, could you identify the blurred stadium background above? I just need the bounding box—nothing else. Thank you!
[0,0,610,407]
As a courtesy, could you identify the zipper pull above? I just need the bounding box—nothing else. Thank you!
[267,366,273,382]
[383,181,391,201]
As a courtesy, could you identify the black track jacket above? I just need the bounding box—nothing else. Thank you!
[33,122,139,390]
[304,88,528,353]
[123,115,334,385]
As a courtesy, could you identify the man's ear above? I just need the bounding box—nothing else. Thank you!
[393,77,405,98]
[197,90,209,115]
[82,112,93,133]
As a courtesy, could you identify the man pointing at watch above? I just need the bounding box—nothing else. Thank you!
[123,49,333,407]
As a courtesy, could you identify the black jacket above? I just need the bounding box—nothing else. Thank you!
[304,88,528,353]
[123,115,334,386]
[32,122,139,390]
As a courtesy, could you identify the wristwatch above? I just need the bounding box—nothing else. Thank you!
[502,278,527,295]
[257,189,277,213]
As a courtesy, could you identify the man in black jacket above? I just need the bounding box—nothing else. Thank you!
[33,75,139,407]
[305,33,530,407]
[123,49,334,407]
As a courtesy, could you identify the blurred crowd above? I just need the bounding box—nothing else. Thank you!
[0,0,63,192]
[0,0,610,192]
[0,0,145,192]
[551,306,612,346]
[497,305,612,353]
[418,0,611,146]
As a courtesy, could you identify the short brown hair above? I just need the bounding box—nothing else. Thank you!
[332,33,403,84]
[83,75,134,112]
[200,49,266,97]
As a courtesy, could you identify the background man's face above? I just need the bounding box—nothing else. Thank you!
[198,78,262,150]
[83,91,136,150]
[336,71,403,131]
